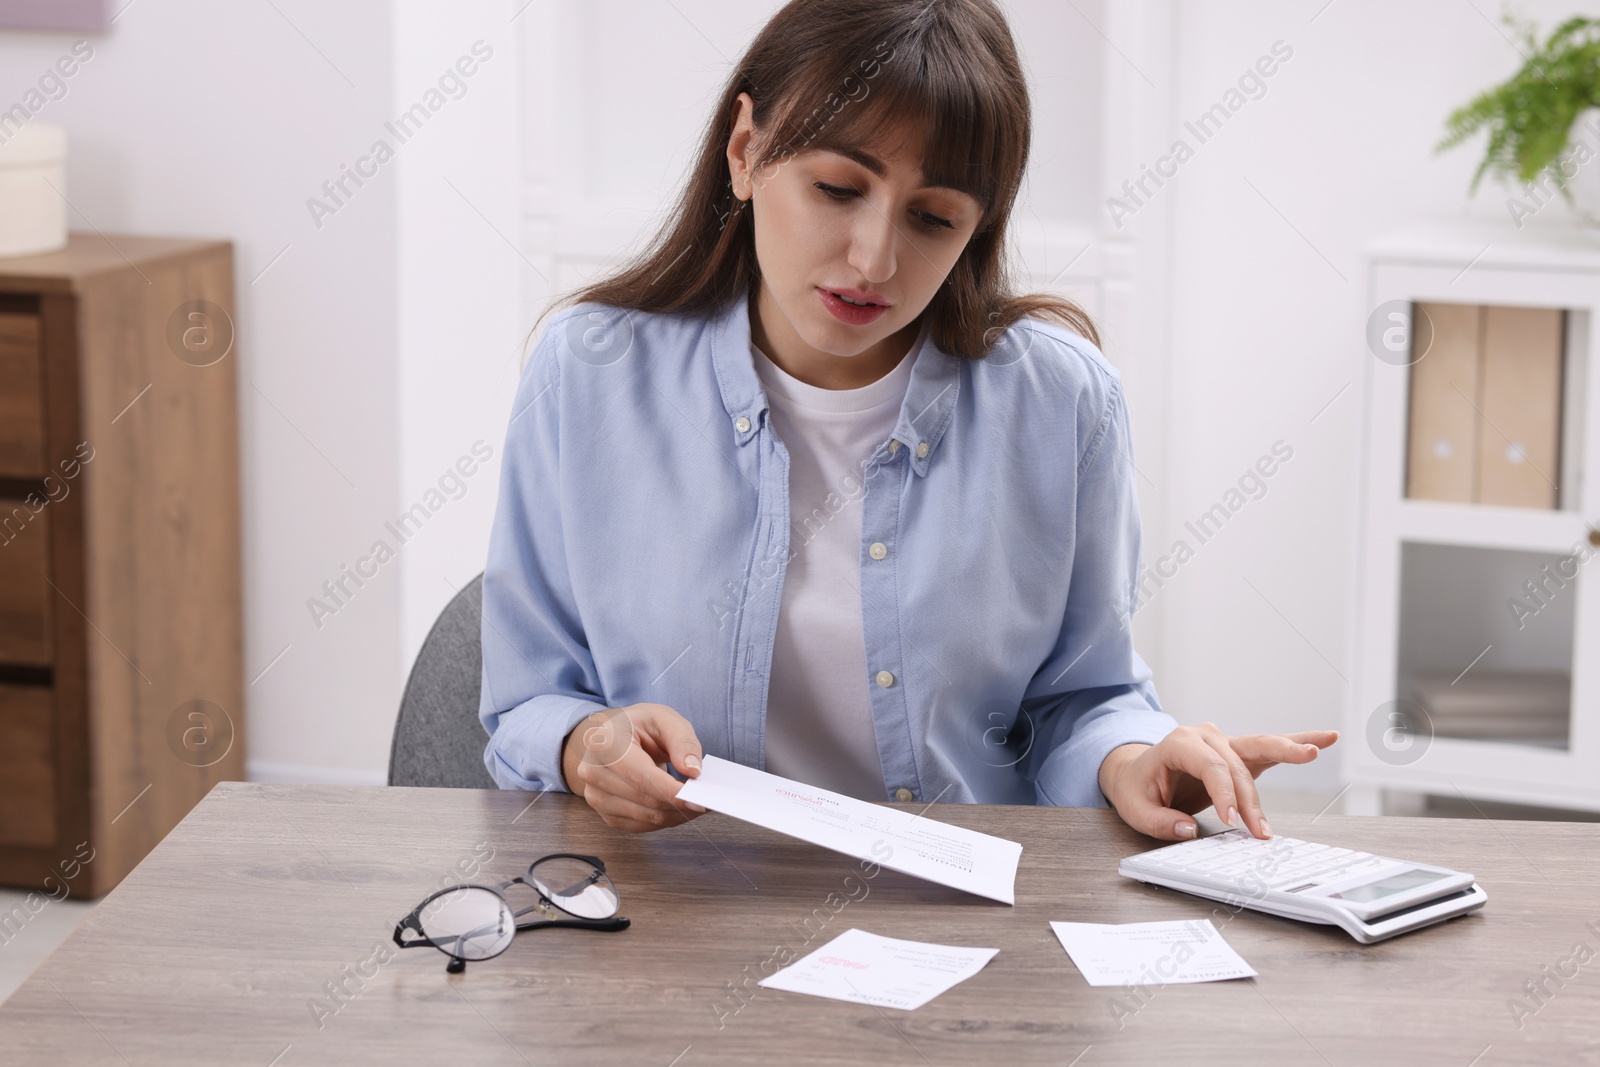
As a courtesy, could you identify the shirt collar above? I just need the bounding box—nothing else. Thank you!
[709,286,961,478]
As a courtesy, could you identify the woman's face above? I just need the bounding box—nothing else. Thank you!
[726,92,983,389]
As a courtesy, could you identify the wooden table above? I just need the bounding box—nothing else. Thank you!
[1,783,1596,1065]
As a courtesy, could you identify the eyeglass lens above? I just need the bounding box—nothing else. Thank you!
[418,886,516,960]
[528,856,621,920]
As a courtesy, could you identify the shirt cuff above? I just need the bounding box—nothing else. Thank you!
[1033,708,1177,808]
[484,694,609,792]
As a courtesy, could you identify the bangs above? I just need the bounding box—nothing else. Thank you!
[750,27,1016,219]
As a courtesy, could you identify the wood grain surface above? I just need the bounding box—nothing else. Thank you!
[0,232,244,895]
[0,784,1596,1066]
[0,309,46,477]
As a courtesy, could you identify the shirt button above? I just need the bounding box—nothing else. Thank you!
[916,441,929,458]
[869,542,887,560]
[734,416,751,433]
[875,670,895,688]
[888,439,900,453]
[894,788,914,802]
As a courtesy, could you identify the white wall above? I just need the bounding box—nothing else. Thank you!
[391,2,523,685]
[1146,0,1600,791]
[0,0,401,783]
[0,0,524,785]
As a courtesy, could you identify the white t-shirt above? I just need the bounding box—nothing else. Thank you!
[751,331,920,800]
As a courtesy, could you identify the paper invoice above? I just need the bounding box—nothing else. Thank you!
[675,755,1022,904]
[1049,920,1257,986]
[758,928,999,1010]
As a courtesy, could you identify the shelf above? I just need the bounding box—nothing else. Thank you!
[1394,542,1576,755]
[1391,500,1593,554]
[1365,219,1600,273]
[1349,745,1600,814]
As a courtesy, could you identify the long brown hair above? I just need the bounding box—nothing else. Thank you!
[536,0,1099,360]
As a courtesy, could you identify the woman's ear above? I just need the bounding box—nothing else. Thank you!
[726,92,757,202]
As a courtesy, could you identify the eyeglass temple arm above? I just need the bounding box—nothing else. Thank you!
[514,915,630,933]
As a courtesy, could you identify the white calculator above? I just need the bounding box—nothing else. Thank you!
[1118,827,1488,943]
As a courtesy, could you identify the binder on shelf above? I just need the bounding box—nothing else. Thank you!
[1404,302,1566,510]
[1406,302,1480,504]
[1478,305,1564,509]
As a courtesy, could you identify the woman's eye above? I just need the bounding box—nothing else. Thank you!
[814,182,955,233]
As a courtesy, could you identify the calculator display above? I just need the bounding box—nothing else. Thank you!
[1329,868,1446,902]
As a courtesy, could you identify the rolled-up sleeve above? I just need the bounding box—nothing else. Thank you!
[1017,369,1177,807]
[479,321,610,791]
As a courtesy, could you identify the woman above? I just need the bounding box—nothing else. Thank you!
[480,0,1336,839]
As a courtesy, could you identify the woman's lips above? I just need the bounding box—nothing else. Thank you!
[818,287,889,326]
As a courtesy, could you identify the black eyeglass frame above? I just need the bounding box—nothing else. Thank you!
[393,852,630,973]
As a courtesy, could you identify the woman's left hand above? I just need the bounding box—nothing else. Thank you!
[1097,724,1340,841]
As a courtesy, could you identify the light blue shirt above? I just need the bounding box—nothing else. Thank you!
[479,287,1178,806]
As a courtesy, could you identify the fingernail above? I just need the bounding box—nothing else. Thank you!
[1176,821,1197,839]
[1225,807,1242,829]
[683,754,701,771]
[684,801,707,813]
[1260,818,1273,838]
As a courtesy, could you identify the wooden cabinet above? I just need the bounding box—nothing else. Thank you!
[0,233,244,896]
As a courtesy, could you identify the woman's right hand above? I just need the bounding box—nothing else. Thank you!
[559,702,707,832]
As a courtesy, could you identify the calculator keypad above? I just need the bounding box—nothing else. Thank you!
[1132,830,1382,891]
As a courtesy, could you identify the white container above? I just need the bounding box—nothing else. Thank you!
[0,122,68,257]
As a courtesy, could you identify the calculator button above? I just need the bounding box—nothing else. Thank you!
[1141,845,1195,863]
[1267,858,1344,884]
[1277,844,1329,863]
[1209,861,1258,877]
[1291,863,1354,884]
[1267,872,1322,889]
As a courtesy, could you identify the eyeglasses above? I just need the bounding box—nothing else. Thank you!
[393,853,628,972]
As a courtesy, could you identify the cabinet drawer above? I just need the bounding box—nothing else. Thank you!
[0,312,47,479]
[0,503,52,665]
[0,684,55,848]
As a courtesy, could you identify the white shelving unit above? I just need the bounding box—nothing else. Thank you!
[1349,220,1600,815]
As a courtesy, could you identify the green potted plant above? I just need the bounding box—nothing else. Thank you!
[1437,12,1600,227]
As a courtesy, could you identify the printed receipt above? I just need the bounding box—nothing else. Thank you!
[675,756,1022,904]
[758,928,999,1010]
[1049,919,1257,986]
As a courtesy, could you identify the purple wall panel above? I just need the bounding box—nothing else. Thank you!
[0,0,108,32]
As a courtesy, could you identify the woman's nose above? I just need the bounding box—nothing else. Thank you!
[848,203,899,283]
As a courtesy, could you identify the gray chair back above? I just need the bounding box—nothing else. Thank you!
[388,572,497,788]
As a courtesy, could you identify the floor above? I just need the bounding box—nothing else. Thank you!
[0,888,97,1006]
[1,787,1595,1006]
